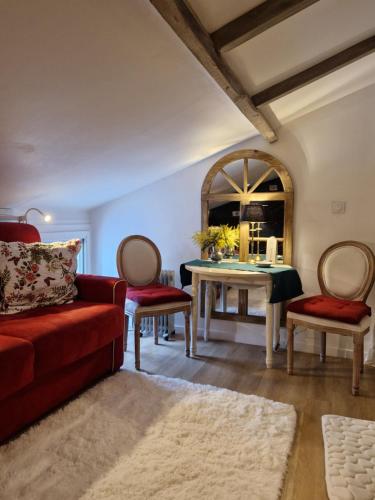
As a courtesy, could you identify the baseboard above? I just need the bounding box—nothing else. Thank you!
[293,334,354,359]
[175,322,361,360]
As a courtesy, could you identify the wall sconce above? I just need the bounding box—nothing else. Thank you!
[21,208,52,223]
[0,208,52,224]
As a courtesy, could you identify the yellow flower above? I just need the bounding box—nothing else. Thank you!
[192,225,239,251]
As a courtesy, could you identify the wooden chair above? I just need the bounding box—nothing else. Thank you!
[287,241,375,395]
[117,235,191,370]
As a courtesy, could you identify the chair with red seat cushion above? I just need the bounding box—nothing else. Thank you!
[288,295,371,324]
[127,283,191,307]
[287,241,375,396]
[117,235,191,370]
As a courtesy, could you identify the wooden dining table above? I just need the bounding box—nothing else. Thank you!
[184,261,303,368]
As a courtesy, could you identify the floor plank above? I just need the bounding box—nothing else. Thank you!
[124,333,375,500]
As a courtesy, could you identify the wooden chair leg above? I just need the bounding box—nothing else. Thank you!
[153,316,159,345]
[352,335,362,396]
[134,316,141,371]
[320,331,326,362]
[124,314,129,352]
[184,309,191,357]
[360,341,364,374]
[287,319,295,375]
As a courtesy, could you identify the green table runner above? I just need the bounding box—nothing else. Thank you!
[180,259,303,304]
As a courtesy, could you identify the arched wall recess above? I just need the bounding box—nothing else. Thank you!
[200,149,294,323]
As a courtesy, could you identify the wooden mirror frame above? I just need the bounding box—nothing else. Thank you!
[201,149,294,324]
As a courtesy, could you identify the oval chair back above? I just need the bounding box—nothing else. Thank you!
[317,241,375,302]
[116,235,161,287]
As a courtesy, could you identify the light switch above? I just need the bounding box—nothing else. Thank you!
[331,201,346,214]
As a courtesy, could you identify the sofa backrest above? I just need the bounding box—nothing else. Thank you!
[0,222,41,243]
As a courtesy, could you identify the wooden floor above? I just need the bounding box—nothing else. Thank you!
[124,332,375,500]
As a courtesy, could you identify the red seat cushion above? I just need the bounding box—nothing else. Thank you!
[127,284,191,306]
[0,300,124,377]
[287,295,371,324]
[0,335,34,400]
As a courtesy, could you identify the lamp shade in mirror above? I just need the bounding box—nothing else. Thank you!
[241,203,268,223]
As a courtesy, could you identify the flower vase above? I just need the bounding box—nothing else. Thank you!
[210,248,223,262]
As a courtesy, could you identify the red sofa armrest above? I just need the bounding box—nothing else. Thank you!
[75,274,127,308]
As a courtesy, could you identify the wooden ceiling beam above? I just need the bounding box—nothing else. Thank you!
[252,35,375,106]
[211,0,319,52]
[149,0,277,143]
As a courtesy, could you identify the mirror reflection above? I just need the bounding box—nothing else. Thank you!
[201,150,294,323]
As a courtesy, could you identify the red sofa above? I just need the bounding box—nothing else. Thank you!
[0,222,127,443]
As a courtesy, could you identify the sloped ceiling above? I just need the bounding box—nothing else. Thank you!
[0,0,256,211]
[189,0,375,122]
[1,0,374,211]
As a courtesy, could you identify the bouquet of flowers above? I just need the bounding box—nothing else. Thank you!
[192,225,239,260]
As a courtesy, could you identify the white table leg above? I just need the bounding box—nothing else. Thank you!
[191,272,199,356]
[273,302,281,351]
[220,283,227,312]
[265,282,274,368]
[204,281,213,342]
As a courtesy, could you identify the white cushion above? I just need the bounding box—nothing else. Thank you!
[323,246,369,299]
[119,238,159,286]
[126,299,190,316]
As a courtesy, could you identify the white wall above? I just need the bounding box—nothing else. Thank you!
[2,207,93,273]
[90,83,375,361]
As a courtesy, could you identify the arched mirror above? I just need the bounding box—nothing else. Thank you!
[201,149,294,323]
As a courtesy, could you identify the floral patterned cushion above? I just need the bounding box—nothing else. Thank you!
[0,239,81,314]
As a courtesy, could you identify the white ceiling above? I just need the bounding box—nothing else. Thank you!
[219,0,375,92]
[190,0,375,123]
[0,0,256,211]
[188,0,264,32]
[1,0,374,211]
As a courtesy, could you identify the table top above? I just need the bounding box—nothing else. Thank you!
[185,262,292,279]
[185,264,267,278]
[182,260,303,303]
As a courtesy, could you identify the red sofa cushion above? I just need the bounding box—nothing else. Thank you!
[0,335,34,400]
[287,294,371,324]
[127,284,191,306]
[0,300,124,377]
[75,274,127,308]
[0,222,40,243]
[0,338,124,444]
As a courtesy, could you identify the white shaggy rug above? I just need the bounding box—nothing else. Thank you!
[322,415,375,500]
[0,371,296,500]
